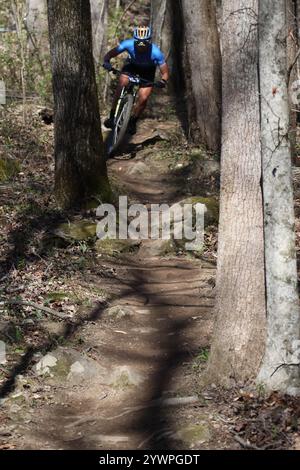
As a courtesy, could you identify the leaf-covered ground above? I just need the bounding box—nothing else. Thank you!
[0,103,299,450]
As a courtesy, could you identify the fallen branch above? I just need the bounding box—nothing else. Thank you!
[233,434,263,450]
[2,299,72,321]
[105,396,200,421]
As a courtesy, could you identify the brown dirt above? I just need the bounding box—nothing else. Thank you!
[1,106,299,451]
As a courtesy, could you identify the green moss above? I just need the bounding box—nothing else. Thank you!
[51,357,71,379]
[189,147,208,161]
[45,292,70,302]
[55,220,96,241]
[181,196,219,225]
[112,371,133,390]
[0,157,20,181]
[178,424,211,444]
[95,238,140,256]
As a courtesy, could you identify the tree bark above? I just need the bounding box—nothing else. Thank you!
[257,0,300,395]
[151,0,173,70]
[47,0,110,209]
[205,1,266,385]
[90,0,108,66]
[26,0,107,66]
[286,0,298,164]
[180,0,221,153]
[26,0,48,51]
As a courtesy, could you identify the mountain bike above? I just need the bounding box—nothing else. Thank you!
[104,67,161,157]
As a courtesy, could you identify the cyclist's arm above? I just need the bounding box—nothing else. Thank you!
[160,63,170,82]
[104,47,121,63]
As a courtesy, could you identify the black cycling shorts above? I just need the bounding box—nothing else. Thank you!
[122,63,156,87]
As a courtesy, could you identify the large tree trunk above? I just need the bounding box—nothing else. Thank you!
[205,1,266,385]
[47,0,110,209]
[257,0,300,395]
[180,0,221,153]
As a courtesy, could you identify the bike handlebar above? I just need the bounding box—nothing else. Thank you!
[106,66,161,88]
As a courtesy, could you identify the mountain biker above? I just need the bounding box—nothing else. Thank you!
[103,26,169,135]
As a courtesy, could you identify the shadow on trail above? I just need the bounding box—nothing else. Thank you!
[0,300,107,399]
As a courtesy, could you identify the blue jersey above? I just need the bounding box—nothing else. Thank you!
[116,39,166,68]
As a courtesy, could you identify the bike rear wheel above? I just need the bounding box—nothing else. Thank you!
[107,93,134,157]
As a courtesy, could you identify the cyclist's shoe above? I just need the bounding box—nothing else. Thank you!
[104,117,114,129]
[128,117,138,135]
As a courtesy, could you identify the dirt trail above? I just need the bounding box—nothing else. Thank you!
[0,118,221,450]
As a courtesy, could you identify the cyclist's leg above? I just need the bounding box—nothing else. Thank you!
[128,87,153,134]
[132,86,153,118]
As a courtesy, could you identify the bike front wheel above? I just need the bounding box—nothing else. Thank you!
[107,93,134,157]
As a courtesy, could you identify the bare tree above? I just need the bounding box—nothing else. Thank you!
[151,0,173,69]
[26,0,107,66]
[257,0,300,395]
[26,0,48,52]
[205,1,266,385]
[286,0,298,163]
[180,0,221,152]
[47,0,110,208]
[90,0,108,66]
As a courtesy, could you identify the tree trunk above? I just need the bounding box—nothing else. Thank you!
[205,1,266,385]
[47,0,110,209]
[286,0,298,164]
[26,0,106,66]
[151,0,173,70]
[90,0,108,66]
[26,0,48,52]
[257,0,300,395]
[180,0,221,153]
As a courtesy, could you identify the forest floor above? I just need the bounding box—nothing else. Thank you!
[0,98,300,450]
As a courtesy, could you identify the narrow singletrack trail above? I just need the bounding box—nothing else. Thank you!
[1,119,218,450]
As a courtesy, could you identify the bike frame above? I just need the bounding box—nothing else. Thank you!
[106,67,158,156]
[114,82,138,122]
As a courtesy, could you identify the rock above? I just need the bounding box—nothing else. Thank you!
[42,321,66,336]
[95,238,140,256]
[130,129,169,147]
[35,354,58,375]
[54,220,96,241]
[175,423,211,446]
[105,305,134,320]
[189,148,207,160]
[33,348,106,385]
[178,196,219,226]
[199,160,220,178]
[126,161,151,176]
[138,239,175,258]
[109,365,145,390]
[0,157,20,182]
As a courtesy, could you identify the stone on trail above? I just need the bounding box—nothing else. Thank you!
[105,305,134,320]
[34,348,106,385]
[54,221,96,241]
[108,365,145,390]
[95,238,140,256]
[178,196,219,226]
[175,423,211,447]
[126,161,151,176]
[138,239,175,258]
